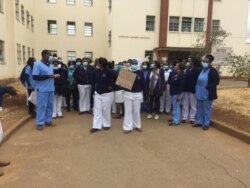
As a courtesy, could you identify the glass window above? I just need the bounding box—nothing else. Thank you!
[32,48,35,57]
[84,51,93,59]
[67,51,76,61]
[26,11,30,29]
[31,16,34,31]
[212,20,220,31]
[66,0,75,5]
[145,50,153,60]
[21,5,25,25]
[194,18,204,32]
[169,16,179,31]
[0,41,5,63]
[108,30,111,47]
[84,0,92,6]
[23,45,26,64]
[15,0,20,20]
[108,0,112,13]
[67,21,76,35]
[48,0,56,3]
[146,15,155,31]
[48,20,57,34]
[27,47,31,58]
[17,44,21,64]
[84,22,93,36]
[181,17,192,32]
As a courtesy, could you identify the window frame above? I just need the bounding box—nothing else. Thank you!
[67,51,76,61]
[67,21,76,36]
[48,20,57,34]
[0,40,5,63]
[84,51,93,59]
[212,20,220,32]
[181,17,192,32]
[47,0,56,3]
[84,22,93,36]
[169,16,180,32]
[146,15,155,31]
[66,0,75,5]
[194,18,204,33]
[84,0,93,6]
[22,45,26,64]
[15,0,20,21]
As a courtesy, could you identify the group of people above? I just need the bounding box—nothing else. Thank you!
[21,50,220,134]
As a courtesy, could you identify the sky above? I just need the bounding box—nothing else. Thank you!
[247,1,250,43]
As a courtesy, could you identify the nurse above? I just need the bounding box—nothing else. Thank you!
[123,60,146,134]
[32,50,60,130]
[195,54,220,130]
[90,58,116,133]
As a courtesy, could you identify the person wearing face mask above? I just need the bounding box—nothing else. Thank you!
[32,50,60,130]
[159,62,172,115]
[141,61,150,112]
[24,57,37,118]
[66,61,78,112]
[90,57,116,133]
[122,60,146,134]
[195,54,220,130]
[181,56,202,125]
[147,61,165,120]
[75,58,82,68]
[52,61,68,119]
[168,62,186,126]
[73,59,95,115]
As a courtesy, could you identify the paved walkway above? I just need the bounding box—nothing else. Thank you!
[0,112,250,188]
[219,79,248,89]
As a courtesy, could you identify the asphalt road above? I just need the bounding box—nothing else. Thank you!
[0,111,250,188]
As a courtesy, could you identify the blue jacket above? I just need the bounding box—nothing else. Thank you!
[184,67,202,93]
[73,66,95,85]
[206,67,220,100]
[94,68,116,95]
[54,68,68,96]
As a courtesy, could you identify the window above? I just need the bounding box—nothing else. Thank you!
[66,0,75,5]
[212,20,220,31]
[67,21,76,35]
[28,47,31,58]
[48,0,56,3]
[31,16,34,31]
[67,51,76,61]
[108,30,111,47]
[181,17,192,32]
[194,18,204,32]
[84,51,93,59]
[48,50,57,57]
[48,20,57,34]
[22,45,26,64]
[84,22,93,36]
[84,0,92,6]
[15,0,20,20]
[17,44,21,64]
[32,48,35,57]
[145,50,153,60]
[21,5,25,25]
[108,0,112,13]
[0,41,5,63]
[146,16,155,31]
[26,11,30,29]
[169,16,179,31]
[0,0,3,13]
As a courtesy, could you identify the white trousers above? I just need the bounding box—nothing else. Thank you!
[92,92,114,129]
[78,84,92,112]
[160,84,171,113]
[123,91,142,131]
[181,92,197,121]
[53,95,63,117]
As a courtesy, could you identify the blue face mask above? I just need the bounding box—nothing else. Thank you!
[69,65,75,70]
[130,65,138,71]
[164,65,169,70]
[202,62,209,68]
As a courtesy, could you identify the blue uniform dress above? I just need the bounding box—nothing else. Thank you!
[32,60,55,126]
[195,68,212,127]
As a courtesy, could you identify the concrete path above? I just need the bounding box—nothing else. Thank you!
[219,79,248,88]
[0,112,250,188]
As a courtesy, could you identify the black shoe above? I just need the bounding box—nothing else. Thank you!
[90,128,100,133]
[103,127,110,131]
[181,120,186,124]
[168,119,172,122]
[202,126,210,131]
[67,108,70,112]
[192,124,202,127]
[190,121,195,125]
[79,111,84,115]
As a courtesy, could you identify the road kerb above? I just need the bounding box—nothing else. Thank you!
[211,119,250,144]
[1,115,32,145]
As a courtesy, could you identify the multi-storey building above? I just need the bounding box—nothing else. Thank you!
[0,0,249,79]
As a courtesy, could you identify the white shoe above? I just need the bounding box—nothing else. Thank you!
[147,114,153,119]
[154,115,159,120]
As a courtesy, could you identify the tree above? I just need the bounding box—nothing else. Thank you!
[192,28,231,58]
[227,53,250,87]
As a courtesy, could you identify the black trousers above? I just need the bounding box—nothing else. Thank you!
[149,95,160,114]
[66,88,78,110]
[27,89,35,114]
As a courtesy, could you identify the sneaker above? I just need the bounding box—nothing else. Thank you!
[58,115,63,118]
[90,128,100,133]
[202,126,210,131]
[154,115,159,120]
[123,130,132,134]
[134,128,142,132]
[147,114,153,119]
[103,127,110,131]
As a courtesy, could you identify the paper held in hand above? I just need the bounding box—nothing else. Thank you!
[115,68,137,90]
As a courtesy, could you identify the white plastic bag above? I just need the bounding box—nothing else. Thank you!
[28,91,37,106]
[0,120,3,143]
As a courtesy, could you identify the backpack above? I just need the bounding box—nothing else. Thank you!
[19,65,27,86]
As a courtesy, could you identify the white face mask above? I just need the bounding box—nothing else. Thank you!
[82,62,88,66]
[48,56,53,62]
[142,65,147,69]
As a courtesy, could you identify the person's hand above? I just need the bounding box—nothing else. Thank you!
[54,74,60,79]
